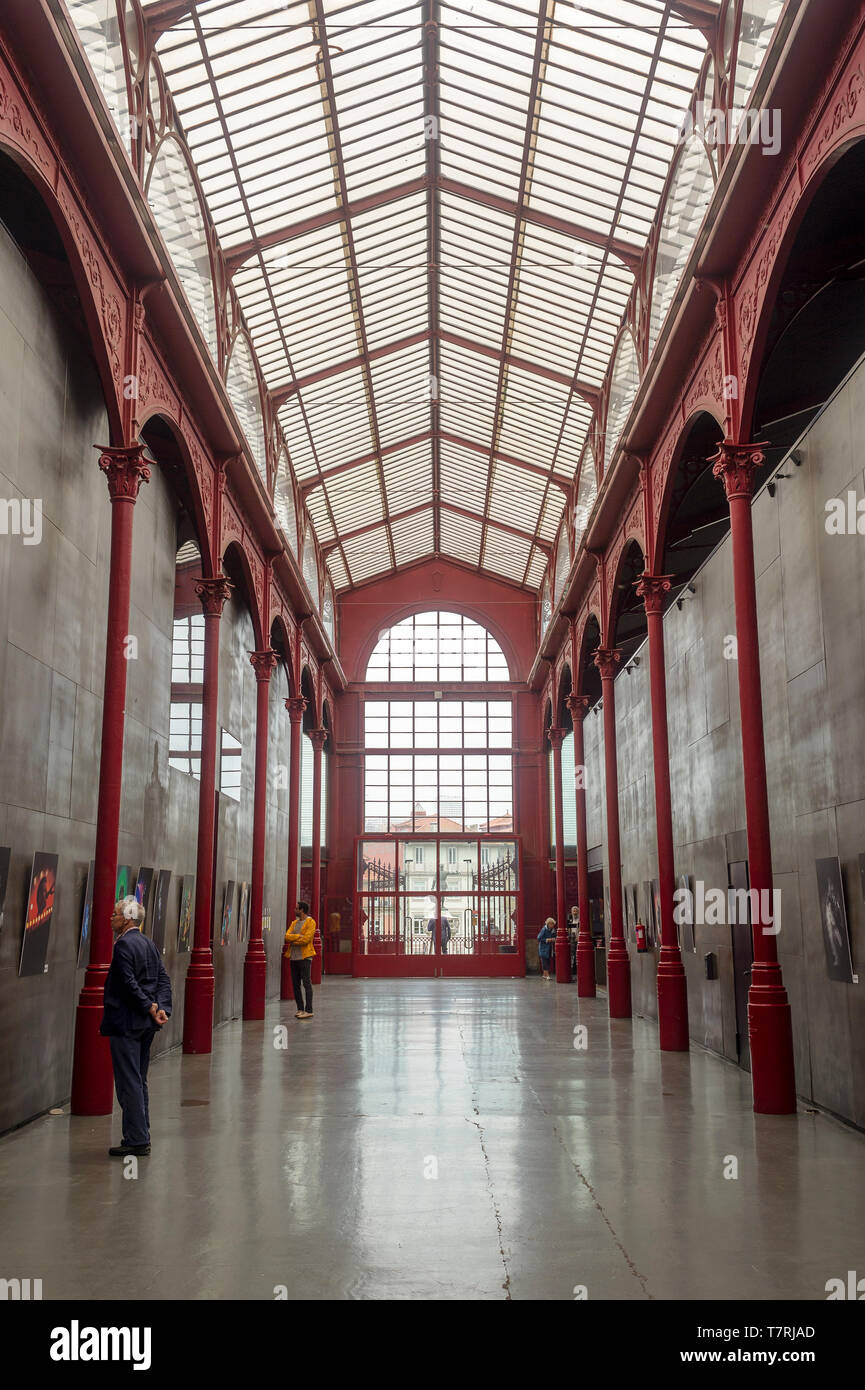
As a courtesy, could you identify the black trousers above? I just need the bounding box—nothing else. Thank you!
[291,958,313,1013]
[109,1031,154,1147]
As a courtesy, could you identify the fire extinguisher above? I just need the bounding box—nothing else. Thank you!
[635,921,648,952]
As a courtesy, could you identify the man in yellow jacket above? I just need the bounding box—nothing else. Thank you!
[284,900,316,1019]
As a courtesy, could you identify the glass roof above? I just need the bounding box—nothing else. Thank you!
[155,0,710,590]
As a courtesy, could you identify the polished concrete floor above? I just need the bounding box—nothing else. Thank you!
[1,978,863,1300]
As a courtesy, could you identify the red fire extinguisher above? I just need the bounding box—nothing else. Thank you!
[635,921,648,952]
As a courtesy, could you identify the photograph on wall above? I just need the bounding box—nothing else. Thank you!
[151,870,172,955]
[0,845,11,940]
[19,851,58,977]
[135,866,155,926]
[237,881,250,942]
[115,863,133,901]
[816,857,854,983]
[677,874,695,953]
[262,906,271,935]
[77,858,95,968]
[177,875,195,954]
[220,881,236,947]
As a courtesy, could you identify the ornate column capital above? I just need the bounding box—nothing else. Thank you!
[710,440,768,500]
[547,725,566,750]
[285,695,307,723]
[96,444,151,501]
[194,575,234,617]
[250,648,278,683]
[594,647,622,681]
[565,693,591,722]
[309,726,329,752]
[635,572,673,613]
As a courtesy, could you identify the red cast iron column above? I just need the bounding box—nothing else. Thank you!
[71,445,151,1115]
[636,574,689,1051]
[183,574,233,1054]
[566,693,595,997]
[547,726,570,982]
[243,648,278,1020]
[712,441,796,1114]
[281,696,306,999]
[594,648,631,1018]
[309,727,328,985]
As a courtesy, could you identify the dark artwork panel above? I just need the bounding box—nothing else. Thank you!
[651,879,661,947]
[817,857,854,983]
[641,881,655,944]
[151,870,172,955]
[115,864,134,901]
[678,873,695,953]
[135,866,155,928]
[0,846,11,940]
[77,859,95,968]
[237,882,250,942]
[19,852,58,977]
[220,881,236,947]
[177,875,195,954]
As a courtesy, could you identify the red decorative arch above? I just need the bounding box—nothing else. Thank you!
[736,29,865,435]
[0,57,126,441]
[222,538,265,649]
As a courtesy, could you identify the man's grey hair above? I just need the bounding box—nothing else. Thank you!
[116,896,145,924]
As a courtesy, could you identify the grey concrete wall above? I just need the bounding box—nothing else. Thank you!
[0,218,292,1132]
[586,358,865,1128]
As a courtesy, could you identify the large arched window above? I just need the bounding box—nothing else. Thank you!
[67,1,135,154]
[274,451,298,553]
[301,523,320,610]
[649,137,715,355]
[366,612,510,682]
[226,334,267,486]
[573,446,598,547]
[147,138,218,360]
[603,330,640,472]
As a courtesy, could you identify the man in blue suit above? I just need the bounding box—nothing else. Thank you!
[100,896,172,1157]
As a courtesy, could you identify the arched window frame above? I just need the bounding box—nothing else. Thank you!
[648,135,716,357]
[274,450,299,554]
[302,522,321,611]
[365,611,510,683]
[226,330,268,489]
[573,442,598,550]
[145,132,218,362]
[602,328,641,474]
[553,523,570,608]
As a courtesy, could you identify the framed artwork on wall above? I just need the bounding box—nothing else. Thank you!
[115,864,133,901]
[135,866,155,925]
[151,870,172,954]
[220,881,236,947]
[19,852,58,977]
[817,857,854,983]
[237,881,250,942]
[651,879,661,947]
[77,859,95,968]
[177,875,195,954]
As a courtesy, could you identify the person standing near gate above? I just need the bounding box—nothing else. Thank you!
[538,917,556,980]
[100,896,172,1157]
[284,900,316,1019]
